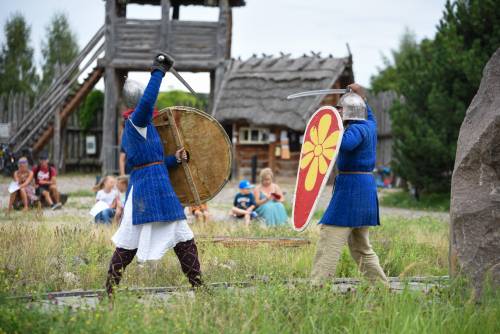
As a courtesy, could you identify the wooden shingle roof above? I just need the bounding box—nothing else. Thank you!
[213,54,352,131]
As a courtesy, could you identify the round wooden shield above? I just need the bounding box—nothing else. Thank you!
[154,106,232,207]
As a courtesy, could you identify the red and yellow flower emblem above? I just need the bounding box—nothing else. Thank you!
[300,114,340,191]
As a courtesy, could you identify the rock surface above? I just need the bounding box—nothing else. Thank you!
[450,48,500,295]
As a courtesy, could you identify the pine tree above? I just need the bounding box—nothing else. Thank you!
[0,13,38,97]
[39,13,79,94]
[370,0,500,194]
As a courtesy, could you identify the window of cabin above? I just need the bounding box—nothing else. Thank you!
[239,127,270,145]
[288,130,303,152]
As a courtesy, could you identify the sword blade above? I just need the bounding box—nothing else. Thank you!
[170,68,198,97]
[287,89,347,100]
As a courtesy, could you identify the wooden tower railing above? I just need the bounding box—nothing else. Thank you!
[10,26,106,153]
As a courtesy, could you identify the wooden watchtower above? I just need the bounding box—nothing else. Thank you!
[100,0,244,173]
[8,0,244,174]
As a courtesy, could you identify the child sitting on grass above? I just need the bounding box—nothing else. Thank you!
[231,180,258,226]
[115,176,129,223]
[92,176,119,224]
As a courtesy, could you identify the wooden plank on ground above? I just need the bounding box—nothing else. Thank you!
[198,236,311,247]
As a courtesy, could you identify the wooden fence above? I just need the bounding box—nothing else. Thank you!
[0,91,103,172]
[367,90,401,167]
[0,92,32,141]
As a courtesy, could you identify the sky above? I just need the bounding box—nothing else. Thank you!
[0,0,447,93]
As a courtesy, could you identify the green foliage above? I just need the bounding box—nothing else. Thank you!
[370,0,500,193]
[0,13,38,97]
[39,13,79,94]
[156,90,208,110]
[380,190,450,212]
[78,90,103,131]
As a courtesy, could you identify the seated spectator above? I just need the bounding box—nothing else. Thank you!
[190,203,211,223]
[8,157,37,212]
[115,175,128,223]
[32,152,62,210]
[231,180,258,226]
[92,176,119,224]
[254,168,288,226]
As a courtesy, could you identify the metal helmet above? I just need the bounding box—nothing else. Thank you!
[337,92,367,121]
[122,79,145,109]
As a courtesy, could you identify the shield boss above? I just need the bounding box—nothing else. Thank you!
[154,106,232,206]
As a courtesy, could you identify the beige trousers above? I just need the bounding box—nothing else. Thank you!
[311,224,388,284]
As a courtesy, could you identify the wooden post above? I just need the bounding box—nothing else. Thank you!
[0,95,4,123]
[53,110,61,169]
[208,70,215,113]
[8,92,14,127]
[102,0,123,175]
[161,0,171,51]
[214,0,230,101]
[102,69,121,175]
[172,4,179,20]
[59,123,67,172]
[231,123,238,178]
[268,135,275,171]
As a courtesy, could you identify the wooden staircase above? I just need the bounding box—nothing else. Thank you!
[10,26,105,154]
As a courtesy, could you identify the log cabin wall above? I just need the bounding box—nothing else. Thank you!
[231,123,303,178]
[366,90,400,167]
[110,19,220,70]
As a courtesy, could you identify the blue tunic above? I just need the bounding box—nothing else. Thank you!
[121,70,186,225]
[319,104,380,227]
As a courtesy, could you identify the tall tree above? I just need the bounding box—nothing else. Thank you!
[79,89,104,131]
[370,0,500,194]
[0,13,38,97]
[39,13,79,94]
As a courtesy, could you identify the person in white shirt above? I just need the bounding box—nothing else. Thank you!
[93,176,118,224]
[115,175,128,223]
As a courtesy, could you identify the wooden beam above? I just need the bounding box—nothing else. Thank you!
[198,236,311,248]
[53,110,61,169]
[102,68,121,175]
[172,4,179,20]
[231,123,238,178]
[161,0,171,51]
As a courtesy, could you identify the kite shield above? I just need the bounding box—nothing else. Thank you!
[154,106,232,207]
[292,106,343,231]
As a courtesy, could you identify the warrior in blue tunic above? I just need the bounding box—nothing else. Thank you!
[311,84,388,285]
[105,53,202,295]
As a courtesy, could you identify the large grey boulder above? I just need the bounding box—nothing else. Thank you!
[450,48,500,296]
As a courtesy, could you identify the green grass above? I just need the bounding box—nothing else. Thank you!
[0,216,449,295]
[380,190,450,212]
[66,189,95,197]
[1,209,497,333]
[1,281,499,334]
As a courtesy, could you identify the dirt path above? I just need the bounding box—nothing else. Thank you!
[0,174,449,222]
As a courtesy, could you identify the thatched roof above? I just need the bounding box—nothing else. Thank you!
[127,0,245,7]
[212,54,352,131]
